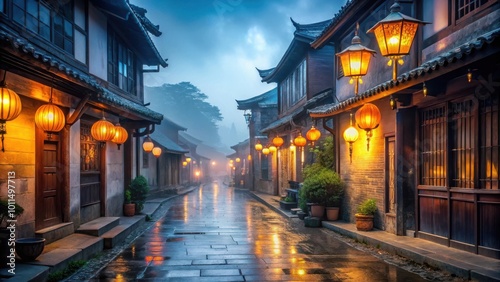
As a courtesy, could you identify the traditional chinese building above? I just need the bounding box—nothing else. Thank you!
[0,0,166,241]
[256,18,334,196]
[309,0,499,258]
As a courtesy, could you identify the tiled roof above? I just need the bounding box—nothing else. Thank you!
[309,28,500,117]
[236,88,277,110]
[151,132,188,154]
[259,18,332,83]
[256,68,275,78]
[130,4,162,37]
[0,29,163,123]
[230,139,250,151]
[291,18,332,40]
[311,0,359,48]
[261,89,332,133]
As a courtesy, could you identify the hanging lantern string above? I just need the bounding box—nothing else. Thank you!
[349,112,353,126]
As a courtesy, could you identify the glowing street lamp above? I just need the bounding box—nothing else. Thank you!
[367,1,429,80]
[336,24,376,95]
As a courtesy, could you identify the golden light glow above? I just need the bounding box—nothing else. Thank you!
[142,137,154,152]
[91,117,116,142]
[186,157,192,163]
[423,82,428,97]
[355,103,381,151]
[306,125,321,145]
[0,86,22,122]
[367,2,428,80]
[269,145,277,154]
[255,141,263,151]
[247,154,252,161]
[262,147,270,155]
[272,136,284,147]
[467,69,472,83]
[235,157,241,163]
[195,171,200,177]
[35,103,65,133]
[293,133,307,147]
[343,126,359,143]
[152,146,162,158]
[111,123,128,149]
[182,161,188,167]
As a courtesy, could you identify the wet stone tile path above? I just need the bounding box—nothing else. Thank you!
[92,181,426,281]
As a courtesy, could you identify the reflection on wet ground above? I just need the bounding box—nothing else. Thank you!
[92,181,426,281]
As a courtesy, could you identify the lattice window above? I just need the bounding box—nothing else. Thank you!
[80,122,100,172]
[480,95,499,189]
[420,106,447,186]
[456,0,489,20]
[450,100,476,188]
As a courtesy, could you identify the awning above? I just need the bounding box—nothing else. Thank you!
[150,132,188,154]
[261,89,332,133]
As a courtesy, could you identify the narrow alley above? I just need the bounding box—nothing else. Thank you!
[91,181,425,281]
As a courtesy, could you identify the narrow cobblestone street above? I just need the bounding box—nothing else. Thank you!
[90,181,427,281]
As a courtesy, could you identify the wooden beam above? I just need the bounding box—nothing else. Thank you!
[66,93,91,125]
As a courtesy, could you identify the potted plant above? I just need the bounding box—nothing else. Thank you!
[355,199,377,231]
[324,172,344,221]
[129,175,149,214]
[123,189,135,217]
[279,196,297,210]
[299,164,328,218]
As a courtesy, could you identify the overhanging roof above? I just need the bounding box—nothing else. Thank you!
[90,0,167,67]
[0,29,163,124]
[236,88,277,110]
[151,132,188,154]
[259,19,331,83]
[261,89,332,133]
[309,28,500,117]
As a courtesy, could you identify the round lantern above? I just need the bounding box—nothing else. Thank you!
[152,146,162,158]
[186,157,192,163]
[35,103,65,135]
[306,125,321,146]
[343,121,359,164]
[269,145,277,154]
[262,147,270,155]
[293,133,307,148]
[142,136,154,152]
[111,123,128,149]
[91,117,116,142]
[355,103,381,151]
[255,141,263,151]
[235,157,241,163]
[0,85,22,122]
[182,161,188,167]
[272,136,284,148]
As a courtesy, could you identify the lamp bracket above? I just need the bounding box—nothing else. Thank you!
[393,94,412,107]
[66,93,91,126]
[322,118,335,137]
[133,123,156,137]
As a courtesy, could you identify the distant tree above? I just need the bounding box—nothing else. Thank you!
[145,82,223,144]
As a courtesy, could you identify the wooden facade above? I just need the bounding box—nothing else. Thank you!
[308,0,500,259]
[0,0,166,237]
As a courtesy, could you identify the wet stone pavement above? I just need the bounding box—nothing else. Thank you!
[91,181,427,281]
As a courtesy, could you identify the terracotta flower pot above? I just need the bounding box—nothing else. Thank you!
[123,203,136,217]
[326,207,339,221]
[355,214,374,231]
[309,204,325,218]
[15,238,46,261]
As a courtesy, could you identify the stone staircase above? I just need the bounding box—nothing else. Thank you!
[15,215,145,281]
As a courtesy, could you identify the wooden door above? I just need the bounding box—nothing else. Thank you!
[36,138,63,230]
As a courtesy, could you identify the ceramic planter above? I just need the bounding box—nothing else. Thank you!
[15,238,46,261]
[279,200,297,210]
[326,207,340,221]
[123,203,136,217]
[309,204,325,218]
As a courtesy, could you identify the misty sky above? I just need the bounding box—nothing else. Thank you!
[130,0,346,147]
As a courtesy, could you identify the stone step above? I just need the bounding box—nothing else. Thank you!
[26,233,103,273]
[35,222,74,244]
[76,217,120,237]
[101,215,146,249]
